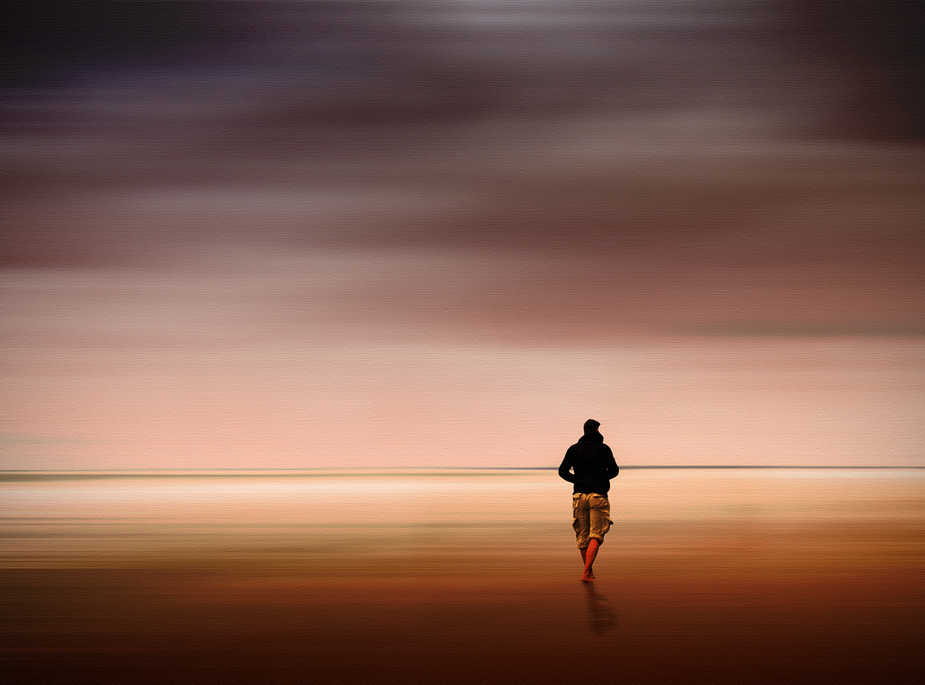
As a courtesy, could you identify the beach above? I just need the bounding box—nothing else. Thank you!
[2,468,923,684]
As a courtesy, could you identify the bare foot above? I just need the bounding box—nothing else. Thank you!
[581,571,595,582]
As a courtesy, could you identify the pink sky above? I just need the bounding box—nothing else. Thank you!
[2,1,923,468]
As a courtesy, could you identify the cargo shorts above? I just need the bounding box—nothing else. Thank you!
[572,492,612,549]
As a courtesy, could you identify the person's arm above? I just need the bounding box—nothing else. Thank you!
[605,445,619,480]
[558,450,576,483]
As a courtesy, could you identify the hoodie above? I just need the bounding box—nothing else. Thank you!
[557,429,619,495]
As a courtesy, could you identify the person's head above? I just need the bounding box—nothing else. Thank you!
[583,419,600,435]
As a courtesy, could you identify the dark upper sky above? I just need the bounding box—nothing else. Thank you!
[3,1,924,289]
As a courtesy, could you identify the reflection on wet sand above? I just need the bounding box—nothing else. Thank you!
[1,468,923,684]
[583,582,619,634]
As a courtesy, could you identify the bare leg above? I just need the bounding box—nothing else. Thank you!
[581,538,600,582]
[579,548,595,579]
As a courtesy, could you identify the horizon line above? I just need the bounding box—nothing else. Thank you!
[1,465,923,474]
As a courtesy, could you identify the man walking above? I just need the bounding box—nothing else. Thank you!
[558,419,619,582]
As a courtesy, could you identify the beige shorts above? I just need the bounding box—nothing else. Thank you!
[572,493,612,549]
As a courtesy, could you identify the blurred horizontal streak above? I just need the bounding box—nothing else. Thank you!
[0,470,922,597]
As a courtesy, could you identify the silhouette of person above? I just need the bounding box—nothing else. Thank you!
[558,419,619,582]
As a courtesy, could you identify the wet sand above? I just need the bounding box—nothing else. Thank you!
[2,469,923,684]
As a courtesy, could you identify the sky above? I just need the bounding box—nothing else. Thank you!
[2,1,924,469]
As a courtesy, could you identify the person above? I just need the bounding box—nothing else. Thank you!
[558,419,619,582]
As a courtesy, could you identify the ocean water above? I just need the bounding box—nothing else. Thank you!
[2,468,924,684]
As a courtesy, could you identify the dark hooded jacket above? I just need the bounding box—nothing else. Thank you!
[558,431,619,495]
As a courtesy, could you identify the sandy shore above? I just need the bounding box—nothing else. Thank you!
[2,469,923,683]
